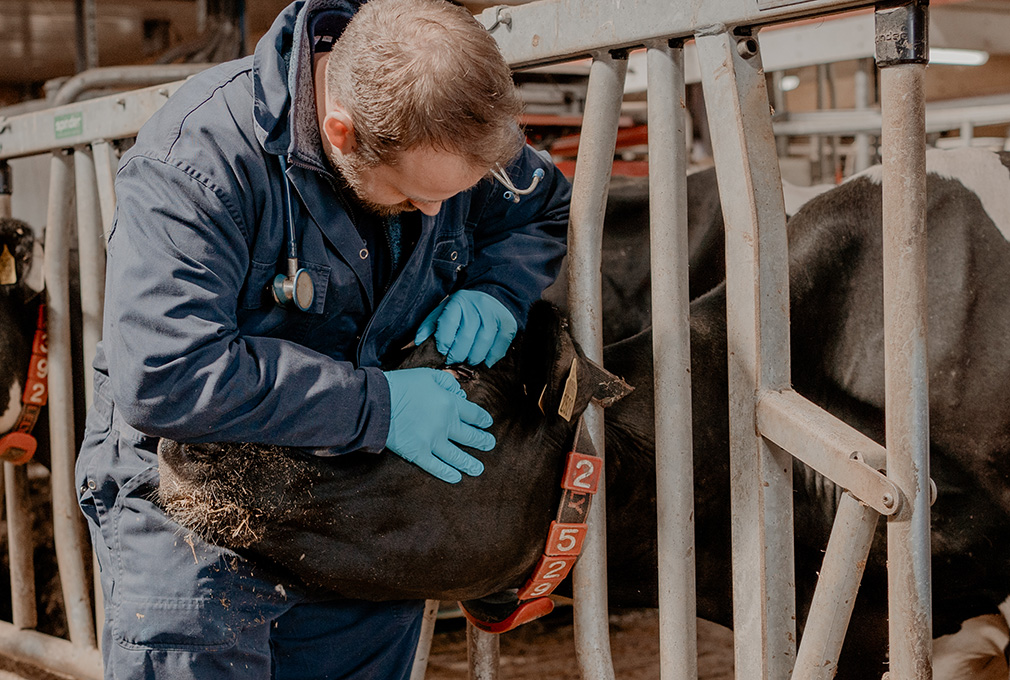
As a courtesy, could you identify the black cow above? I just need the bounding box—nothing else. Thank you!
[0,217,45,453]
[542,168,834,344]
[158,302,633,606]
[600,148,1010,678]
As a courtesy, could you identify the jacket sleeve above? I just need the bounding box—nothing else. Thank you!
[459,144,570,326]
[102,154,390,452]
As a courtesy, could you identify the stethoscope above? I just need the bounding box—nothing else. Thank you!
[490,163,544,203]
[271,157,544,311]
[271,157,316,312]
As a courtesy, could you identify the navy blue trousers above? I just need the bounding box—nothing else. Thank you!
[77,387,424,680]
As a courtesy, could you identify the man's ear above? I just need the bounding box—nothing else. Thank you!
[321,104,355,156]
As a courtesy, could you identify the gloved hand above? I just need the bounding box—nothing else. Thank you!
[414,290,517,367]
[383,367,495,483]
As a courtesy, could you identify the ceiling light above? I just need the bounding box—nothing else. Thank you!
[779,75,800,92]
[929,48,989,66]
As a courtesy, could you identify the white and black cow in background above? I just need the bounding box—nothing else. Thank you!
[597,147,1010,678]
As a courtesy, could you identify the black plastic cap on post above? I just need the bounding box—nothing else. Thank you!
[875,1,929,67]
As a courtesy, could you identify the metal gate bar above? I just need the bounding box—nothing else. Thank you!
[695,26,797,679]
[792,492,878,679]
[645,39,698,680]
[44,150,97,649]
[566,49,628,680]
[5,463,36,630]
[74,145,107,409]
[880,50,933,680]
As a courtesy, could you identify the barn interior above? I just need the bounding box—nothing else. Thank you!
[3,0,1010,229]
[0,1,1007,679]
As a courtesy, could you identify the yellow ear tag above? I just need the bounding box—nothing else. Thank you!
[0,245,17,285]
[557,357,578,422]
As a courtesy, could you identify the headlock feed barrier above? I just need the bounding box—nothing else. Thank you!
[0,1,932,679]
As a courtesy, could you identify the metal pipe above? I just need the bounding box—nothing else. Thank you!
[0,619,102,680]
[74,0,99,74]
[881,61,933,680]
[409,600,439,680]
[959,120,974,147]
[567,50,628,680]
[874,3,933,676]
[5,463,37,630]
[52,64,212,106]
[466,623,499,680]
[792,493,879,679]
[853,58,874,171]
[90,139,117,247]
[44,150,98,649]
[695,27,795,680]
[74,146,106,410]
[646,39,698,680]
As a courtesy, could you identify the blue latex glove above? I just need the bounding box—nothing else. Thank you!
[383,367,495,483]
[414,290,518,367]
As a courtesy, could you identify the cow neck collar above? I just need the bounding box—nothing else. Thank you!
[0,303,47,465]
[460,414,602,634]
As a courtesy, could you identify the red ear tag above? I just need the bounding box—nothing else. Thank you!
[517,555,577,600]
[561,451,601,494]
[0,432,37,465]
[545,521,588,556]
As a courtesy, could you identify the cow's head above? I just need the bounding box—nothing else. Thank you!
[158,301,633,604]
[0,217,44,436]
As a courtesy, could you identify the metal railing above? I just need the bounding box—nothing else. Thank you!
[0,1,936,678]
[472,1,932,679]
[0,81,187,680]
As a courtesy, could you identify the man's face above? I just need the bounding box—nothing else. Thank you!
[332,146,487,218]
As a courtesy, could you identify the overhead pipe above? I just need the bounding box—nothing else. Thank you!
[52,64,213,107]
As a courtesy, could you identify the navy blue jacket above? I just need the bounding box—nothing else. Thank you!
[89,0,570,456]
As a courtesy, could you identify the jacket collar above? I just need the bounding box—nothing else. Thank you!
[252,0,364,171]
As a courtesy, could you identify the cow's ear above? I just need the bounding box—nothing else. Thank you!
[0,218,43,301]
[521,301,633,421]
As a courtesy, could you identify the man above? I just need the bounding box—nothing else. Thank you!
[75,0,570,677]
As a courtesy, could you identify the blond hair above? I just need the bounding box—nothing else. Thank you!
[326,0,524,169]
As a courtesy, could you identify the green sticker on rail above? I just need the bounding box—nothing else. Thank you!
[54,112,83,139]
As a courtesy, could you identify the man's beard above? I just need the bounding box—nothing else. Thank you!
[330,150,417,218]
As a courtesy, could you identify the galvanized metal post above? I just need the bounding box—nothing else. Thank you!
[5,464,37,630]
[44,150,98,649]
[791,493,879,679]
[410,600,439,680]
[876,2,933,678]
[90,140,118,241]
[467,624,500,680]
[645,38,698,680]
[568,50,628,680]
[695,26,796,680]
[853,59,874,171]
[74,146,106,409]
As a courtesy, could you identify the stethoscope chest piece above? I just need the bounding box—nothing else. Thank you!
[273,155,315,312]
[272,268,314,312]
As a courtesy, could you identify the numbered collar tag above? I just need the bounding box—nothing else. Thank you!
[516,417,600,603]
[0,304,47,465]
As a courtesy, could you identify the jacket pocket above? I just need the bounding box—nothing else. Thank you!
[112,596,236,652]
[240,258,330,315]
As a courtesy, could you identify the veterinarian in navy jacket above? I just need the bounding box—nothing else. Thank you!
[75,0,569,677]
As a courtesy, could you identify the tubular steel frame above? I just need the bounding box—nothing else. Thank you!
[476,1,930,679]
[0,1,933,678]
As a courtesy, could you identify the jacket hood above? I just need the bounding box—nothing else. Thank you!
[252,0,365,169]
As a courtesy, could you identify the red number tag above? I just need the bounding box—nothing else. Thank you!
[545,521,587,556]
[562,452,601,494]
[517,555,577,600]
